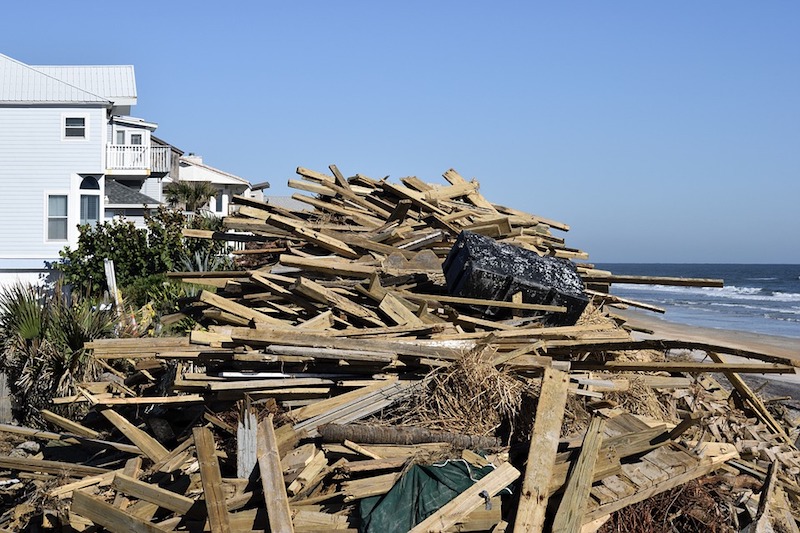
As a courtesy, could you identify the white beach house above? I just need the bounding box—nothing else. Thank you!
[0,53,181,285]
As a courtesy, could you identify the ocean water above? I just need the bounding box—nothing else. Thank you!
[595,264,800,339]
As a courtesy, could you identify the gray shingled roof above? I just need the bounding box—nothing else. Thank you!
[105,180,160,206]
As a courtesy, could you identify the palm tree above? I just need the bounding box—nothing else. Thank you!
[164,180,218,212]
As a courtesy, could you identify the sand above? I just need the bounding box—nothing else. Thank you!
[612,308,800,402]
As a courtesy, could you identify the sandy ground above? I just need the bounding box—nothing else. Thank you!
[612,308,800,403]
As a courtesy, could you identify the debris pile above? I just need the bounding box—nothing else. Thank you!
[0,165,798,532]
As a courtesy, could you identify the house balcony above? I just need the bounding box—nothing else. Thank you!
[106,145,171,175]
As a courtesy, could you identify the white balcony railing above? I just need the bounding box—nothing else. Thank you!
[106,145,171,173]
[106,145,150,171]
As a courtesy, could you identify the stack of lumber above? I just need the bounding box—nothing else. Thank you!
[1,165,799,532]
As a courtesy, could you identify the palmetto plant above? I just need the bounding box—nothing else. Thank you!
[0,283,115,427]
[164,180,218,212]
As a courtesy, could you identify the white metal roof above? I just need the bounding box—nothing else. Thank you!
[32,65,137,106]
[0,53,110,104]
[179,156,252,187]
[112,115,158,130]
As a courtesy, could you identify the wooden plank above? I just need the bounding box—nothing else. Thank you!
[113,456,142,509]
[408,462,520,533]
[71,490,170,533]
[514,368,570,532]
[545,339,798,366]
[379,293,425,326]
[401,291,567,313]
[707,351,793,443]
[199,289,286,326]
[291,193,383,227]
[0,422,139,455]
[582,274,724,288]
[98,407,169,463]
[193,427,232,533]
[257,415,294,533]
[441,169,497,212]
[112,473,198,516]
[569,360,796,374]
[294,277,385,327]
[552,416,607,533]
[278,254,377,278]
[41,409,101,438]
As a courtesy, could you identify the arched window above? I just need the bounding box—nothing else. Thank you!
[80,176,100,225]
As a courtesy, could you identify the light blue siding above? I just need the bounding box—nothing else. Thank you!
[0,106,106,259]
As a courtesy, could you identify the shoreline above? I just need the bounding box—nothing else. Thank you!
[612,308,800,361]
[613,307,800,401]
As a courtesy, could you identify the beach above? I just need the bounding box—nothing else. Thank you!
[614,307,800,402]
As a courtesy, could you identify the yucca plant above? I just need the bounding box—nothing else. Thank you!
[0,282,115,427]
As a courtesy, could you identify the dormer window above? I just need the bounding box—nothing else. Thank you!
[65,117,86,138]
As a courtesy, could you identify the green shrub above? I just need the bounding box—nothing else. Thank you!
[57,207,234,303]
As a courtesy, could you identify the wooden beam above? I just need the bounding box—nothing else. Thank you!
[513,368,570,532]
[582,274,724,288]
[707,352,793,443]
[112,473,198,516]
[257,415,294,533]
[199,289,286,326]
[193,427,232,533]
[552,416,607,532]
[569,360,796,374]
[71,490,170,533]
[97,407,169,463]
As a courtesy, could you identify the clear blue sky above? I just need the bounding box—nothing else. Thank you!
[3,2,799,263]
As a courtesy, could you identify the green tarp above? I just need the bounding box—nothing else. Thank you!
[358,459,512,533]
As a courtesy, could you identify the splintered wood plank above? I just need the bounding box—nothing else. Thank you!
[408,462,520,533]
[71,490,170,533]
[97,408,169,463]
[552,416,607,533]
[193,427,232,533]
[514,368,570,532]
[257,415,294,533]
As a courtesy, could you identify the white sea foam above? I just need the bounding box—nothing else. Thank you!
[614,284,800,302]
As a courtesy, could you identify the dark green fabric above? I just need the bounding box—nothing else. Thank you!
[358,460,506,533]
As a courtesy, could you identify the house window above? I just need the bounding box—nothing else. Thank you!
[65,117,86,138]
[116,130,126,145]
[130,133,142,145]
[47,195,68,241]
[80,195,99,225]
[80,176,100,226]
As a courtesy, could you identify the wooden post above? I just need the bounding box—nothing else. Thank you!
[192,427,231,533]
[513,368,570,532]
[257,414,294,533]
